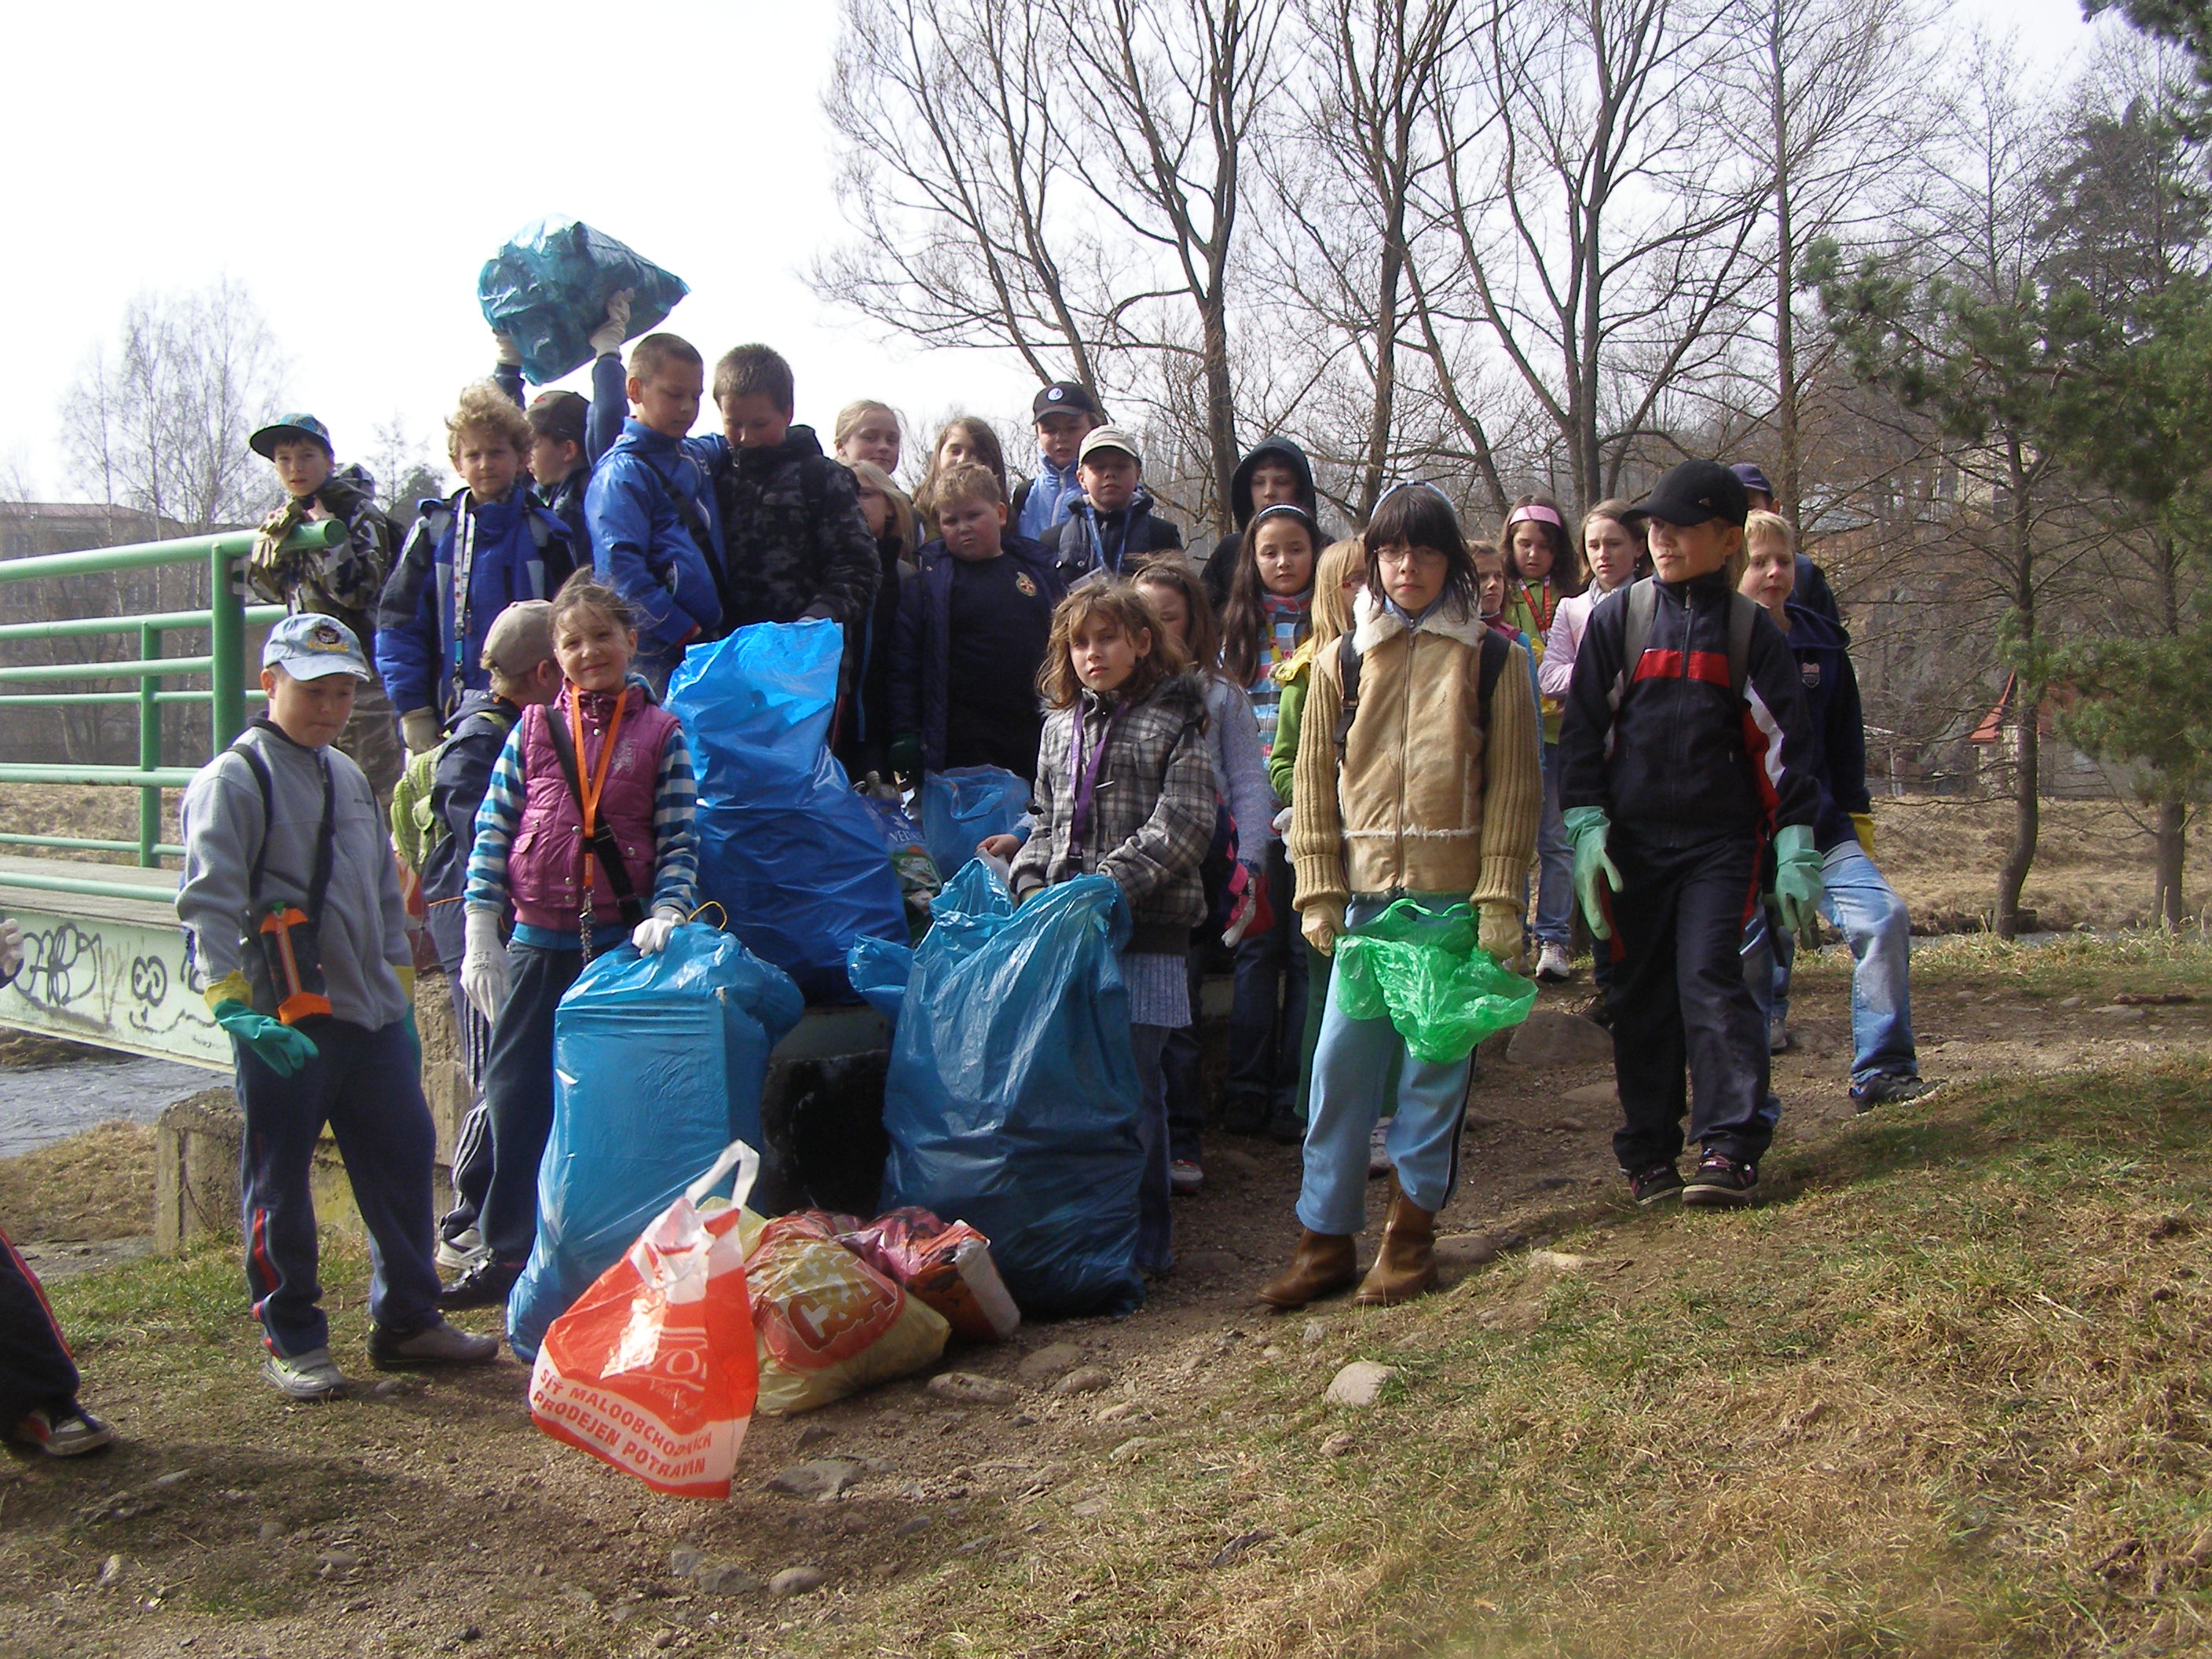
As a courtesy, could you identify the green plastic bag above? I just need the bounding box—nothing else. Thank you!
[1331,899,1537,1064]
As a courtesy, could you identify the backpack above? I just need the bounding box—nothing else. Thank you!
[1618,577,1759,704]
[389,706,518,874]
[1332,621,1513,763]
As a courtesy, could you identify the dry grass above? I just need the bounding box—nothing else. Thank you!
[0,1120,154,1240]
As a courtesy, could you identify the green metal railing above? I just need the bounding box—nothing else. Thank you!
[0,519,346,903]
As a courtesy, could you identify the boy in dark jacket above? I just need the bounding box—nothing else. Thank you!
[1738,513,1930,1110]
[1558,460,1822,1210]
[1042,427,1183,583]
[410,603,563,1268]
[1200,436,1320,606]
[247,413,405,804]
[584,335,724,694]
[375,383,575,749]
[694,343,881,633]
[888,462,1065,786]
[493,295,628,559]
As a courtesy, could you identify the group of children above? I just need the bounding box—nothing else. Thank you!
[0,310,1949,1441]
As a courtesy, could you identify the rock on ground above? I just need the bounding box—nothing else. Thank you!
[1325,1361,1398,1408]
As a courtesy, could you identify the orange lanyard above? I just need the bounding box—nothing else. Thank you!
[569,690,628,847]
[1517,578,1555,633]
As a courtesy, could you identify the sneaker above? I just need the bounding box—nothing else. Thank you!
[1768,1015,1793,1054]
[11,1405,115,1457]
[437,1258,521,1313]
[435,1225,488,1273]
[1169,1159,1205,1196]
[1535,942,1574,982]
[1681,1152,1759,1207]
[368,1317,500,1371]
[1624,1162,1683,1205]
[1851,1073,1941,1111]
[262,1347,351,1402]
[1368,1122,1393,1178]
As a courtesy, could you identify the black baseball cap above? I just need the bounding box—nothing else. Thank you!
[1032,382,1104,421]
[1625,460,1749,529]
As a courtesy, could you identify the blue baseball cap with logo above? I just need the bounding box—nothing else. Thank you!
[250,413,335,460]
[263,613,371,681]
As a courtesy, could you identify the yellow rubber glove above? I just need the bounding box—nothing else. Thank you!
[1851,812,1875,859]
[1301,899,1346,958]
[394,965,416,1000]
[202,971,254,1014]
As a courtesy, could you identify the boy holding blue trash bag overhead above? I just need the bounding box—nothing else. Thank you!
[1262,483,1542,1313]
[177,615,500,1401]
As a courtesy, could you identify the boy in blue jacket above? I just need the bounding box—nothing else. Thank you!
[375,383,575,752]
[1558,461,1822,1209]
[888,462,1064,786]
[1738,513,1932,1110]
[584,333,723,693]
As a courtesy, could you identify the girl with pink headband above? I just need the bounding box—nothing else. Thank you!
[1499,494,1585,983]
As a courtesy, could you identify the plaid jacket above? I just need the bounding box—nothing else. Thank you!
[1010,672,1215,954]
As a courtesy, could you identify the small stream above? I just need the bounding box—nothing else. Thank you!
[0,1054,215,1158]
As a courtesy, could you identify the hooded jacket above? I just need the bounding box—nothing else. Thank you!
[693,425,881,632]
[1013,453,1086,543]
[1288,588,1542,914]
[1557,571,1819,847]
[1009,672,1217,954]
[890,533,1065,775]
[374,489,575,718]
[1042,486,1184,583]
[1200,437,1320,605]
[248,463,397,641]
[585,420,726,660]
[1779,600,1869,853]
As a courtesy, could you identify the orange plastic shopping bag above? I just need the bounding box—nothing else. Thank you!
[529,1141,760,1499]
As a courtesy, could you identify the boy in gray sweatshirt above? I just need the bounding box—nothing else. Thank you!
[178,614,498,1401]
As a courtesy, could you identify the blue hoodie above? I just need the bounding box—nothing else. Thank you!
[584,419,726,660]
[1015,453,1084,542]
[375,489,575,718]
[1782,599,1870,853]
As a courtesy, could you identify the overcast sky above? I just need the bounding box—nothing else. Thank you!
[3,0,2101,500]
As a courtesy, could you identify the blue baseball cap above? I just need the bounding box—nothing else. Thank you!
[263,613,370,681]
[1730,461,1774,497]
[251,413,335,460]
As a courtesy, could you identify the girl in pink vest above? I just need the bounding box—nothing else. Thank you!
[441,573,700,1311]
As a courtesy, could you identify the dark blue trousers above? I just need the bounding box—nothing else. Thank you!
[1224,845,1307,1122]
[0,1226,79,1426]
[477,940,589,1268]
[233,1017,441,1357]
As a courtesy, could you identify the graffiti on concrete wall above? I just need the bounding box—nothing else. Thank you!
[0,908,225,1069]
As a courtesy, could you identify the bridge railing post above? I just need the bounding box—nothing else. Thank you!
[138,622,162,867]
[209,537,247,749]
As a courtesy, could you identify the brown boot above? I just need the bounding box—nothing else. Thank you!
[1354,1185,1437,1306]
[1256,1230,1357,1310]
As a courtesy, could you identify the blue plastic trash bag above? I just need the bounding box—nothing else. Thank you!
[478,218,690,386]
[881,873,1145,1318]
[507,925,803,1361]
[845,934,914,1024]
[1331,899,1537,1064]
[917,766,1030,882]
[859,794,941,941]
[670,621,909,1002]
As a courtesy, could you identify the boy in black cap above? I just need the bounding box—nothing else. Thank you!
[1013,381,1105,542]
[1557,460,1822,1208]
[248,413,405,806]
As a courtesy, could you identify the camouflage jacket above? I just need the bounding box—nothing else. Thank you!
[248,463,396,634]
[698,426,881,632]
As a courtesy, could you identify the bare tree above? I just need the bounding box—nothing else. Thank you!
[59,279,287,533]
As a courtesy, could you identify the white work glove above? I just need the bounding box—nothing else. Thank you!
[402,708,441,756]
[632,906,683,954]
[0,917,22,985]
[1478,900,1522,970]
[588,289,633,357]
[492,330,522,369]
[461,908,510,1019]
[1271,806,1292,838]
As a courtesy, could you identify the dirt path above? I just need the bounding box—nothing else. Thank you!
[3,947,2205,1659]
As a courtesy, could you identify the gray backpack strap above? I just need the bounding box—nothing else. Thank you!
[1622,577,1657,683]
[1330,631,1364,762]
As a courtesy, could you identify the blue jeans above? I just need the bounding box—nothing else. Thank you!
[1297,894,1475,1235]
[1742,840,1918,1094]
[1533,741,1573,947]
[233,1017,441,1356]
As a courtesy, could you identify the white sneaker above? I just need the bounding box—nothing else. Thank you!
[262,1346,351,1402]
[435,1227,488,1273]
[1169,1159,1204,1195]
[1535,942,1574,982]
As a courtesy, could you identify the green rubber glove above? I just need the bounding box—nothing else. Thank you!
[1772,822,1826,939]
[1562,807,1622,940]
[211,998,320,1077]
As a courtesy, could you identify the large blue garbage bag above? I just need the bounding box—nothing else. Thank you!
[845,934,914,1024]
[507,926,802,1361]
[917,766,1030,884]
[881,872,1145,1318]
[669,620,909,1002]
[478,218,690,386]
